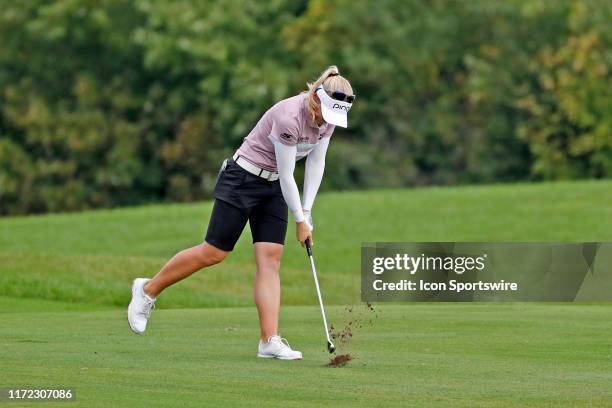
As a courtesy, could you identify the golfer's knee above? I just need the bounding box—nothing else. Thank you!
[257,245,283,271]
[265,256,281,272]
[197,243,228,266]
[206,251,227,266]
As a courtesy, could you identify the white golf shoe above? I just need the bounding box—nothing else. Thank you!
[257,335,303,360]
[127,278,156,334]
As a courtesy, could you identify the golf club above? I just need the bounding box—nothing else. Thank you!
[305,238,336,353]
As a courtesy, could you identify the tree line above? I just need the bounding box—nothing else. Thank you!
[0,0,610,215]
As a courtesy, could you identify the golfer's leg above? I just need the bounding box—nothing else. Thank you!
[144,243,228,298]
[249,194,288,341]
[254,242,284,341]
[144,199,249,298]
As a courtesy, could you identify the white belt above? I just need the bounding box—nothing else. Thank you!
[232,153,279,181]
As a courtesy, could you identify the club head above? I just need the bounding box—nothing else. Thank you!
[327,340,336,354]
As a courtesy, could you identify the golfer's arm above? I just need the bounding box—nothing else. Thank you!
[302,137,329,211]
[274,141,305,223]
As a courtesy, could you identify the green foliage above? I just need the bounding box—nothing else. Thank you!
[0,0,301,214]
[515,1,612,178]
[0,0,610,214]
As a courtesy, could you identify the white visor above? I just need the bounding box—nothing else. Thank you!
[315,86,352,128]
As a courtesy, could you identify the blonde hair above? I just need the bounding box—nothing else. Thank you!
[305,65,354,123]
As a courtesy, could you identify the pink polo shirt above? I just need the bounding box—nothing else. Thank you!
[235,93,335,172]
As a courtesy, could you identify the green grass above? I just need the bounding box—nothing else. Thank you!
[1,180,612,407]
[1,180,611,308]
[2,304,611,407]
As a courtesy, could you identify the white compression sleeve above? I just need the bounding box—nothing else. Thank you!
[273,140,305,223]
[302,137,330,211]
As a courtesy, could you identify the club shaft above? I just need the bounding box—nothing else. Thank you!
[308,254,332,344]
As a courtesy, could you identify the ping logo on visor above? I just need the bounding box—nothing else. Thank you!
[332,103,350,111]
[316,87,353,128]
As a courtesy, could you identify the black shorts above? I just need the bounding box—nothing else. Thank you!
[204,158,288,251]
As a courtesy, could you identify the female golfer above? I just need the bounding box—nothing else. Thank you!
[128,66,354,360]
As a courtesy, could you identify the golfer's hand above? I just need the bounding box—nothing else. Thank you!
[296,221,313,247]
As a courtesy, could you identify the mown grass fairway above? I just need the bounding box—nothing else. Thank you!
[2,303,612,407]
[1,180,611,308]
[1,180,612,407]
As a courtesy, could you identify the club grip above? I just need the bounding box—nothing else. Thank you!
[305,238,313,256]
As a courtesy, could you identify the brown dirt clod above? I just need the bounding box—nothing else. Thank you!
[328,353,353,367]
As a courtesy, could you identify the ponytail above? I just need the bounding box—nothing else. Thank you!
[306,65,340,96]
